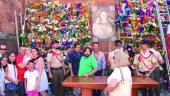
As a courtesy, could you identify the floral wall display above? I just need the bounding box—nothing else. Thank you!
[115,0,163,56]
[20,1,90,50]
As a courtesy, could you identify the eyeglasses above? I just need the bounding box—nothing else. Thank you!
[0,48,7,50]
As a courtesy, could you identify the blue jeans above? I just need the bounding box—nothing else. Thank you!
[5,89,18,96]
[5,83,18,96]
[18,81,25,96]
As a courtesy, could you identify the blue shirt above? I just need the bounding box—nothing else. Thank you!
[92,52,106,71]
[68,51,83,76]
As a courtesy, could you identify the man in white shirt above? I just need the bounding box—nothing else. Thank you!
[134,39,158,96]
[149,41,164,67]
[108,40,128,71]
[149,41,164,96]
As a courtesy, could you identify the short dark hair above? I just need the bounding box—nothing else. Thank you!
[51,40,59,45]
[92,42,99,46]
[74,42,81,48]
[141,39,150,45]
[83,46,92,54]
[28,60,35,65]
[115,40,122,47]
[149,41,156,48]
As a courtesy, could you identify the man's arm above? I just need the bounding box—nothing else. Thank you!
[158,53,164,64]
[101,53,106,75]
[47,61,52,78]
[17,63,27,68]
[84,68,97,77]
[60,52,66,75]
[62,60,66,75]
[47,53,53,78]
[24,78,27,94]
[16,55,26,69]
[67,52,74,76]
[89,68,97,76]
[68,63,74,76]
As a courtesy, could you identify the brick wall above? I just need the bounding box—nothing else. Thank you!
[0,0,23,51]
[0,0,22,33]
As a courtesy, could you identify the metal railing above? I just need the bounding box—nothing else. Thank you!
[156,0,170,77]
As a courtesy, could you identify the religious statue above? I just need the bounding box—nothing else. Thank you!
[92,6,117,41]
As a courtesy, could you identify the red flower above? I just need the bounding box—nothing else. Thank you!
[138,55,142,62]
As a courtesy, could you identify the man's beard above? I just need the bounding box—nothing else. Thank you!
[84,54,90,57]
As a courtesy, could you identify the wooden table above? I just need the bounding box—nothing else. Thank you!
[132,76,159,96]
[62,76,107,96]
[62,76,159,96]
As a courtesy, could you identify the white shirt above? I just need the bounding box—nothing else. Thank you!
[24,70,38,91]
[107,67,132,96]
[107,67,132,83]
[149,48,163,67]
[5,64,18,83]
[134,50,157,72]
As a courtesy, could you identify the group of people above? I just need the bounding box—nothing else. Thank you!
[106,39,164,96]
[0,38,164,96]
[0,45,48,96]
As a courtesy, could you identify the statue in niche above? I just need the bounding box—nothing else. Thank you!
[92,6,117,41]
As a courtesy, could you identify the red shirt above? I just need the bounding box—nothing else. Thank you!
[16,54,25,82]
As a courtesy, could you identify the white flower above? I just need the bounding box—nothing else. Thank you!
[68,38,73,42]
[54,27,58,31]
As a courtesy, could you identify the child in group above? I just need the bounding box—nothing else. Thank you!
[22,47,31,65]
[24,60,38,96]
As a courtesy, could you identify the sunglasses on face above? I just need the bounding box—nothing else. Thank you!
[0,48,6,50]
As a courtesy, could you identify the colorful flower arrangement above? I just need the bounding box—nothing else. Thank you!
[115,0,163,54]
[20,2,90,50]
